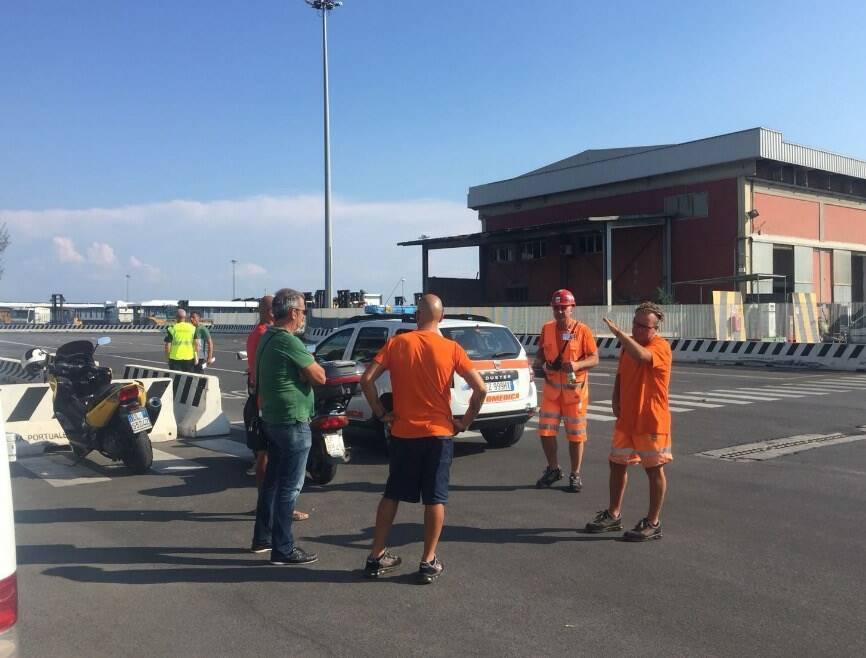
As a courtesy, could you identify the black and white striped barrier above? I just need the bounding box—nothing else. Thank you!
[0,323,160,332]
[0,378,177,455]
[0,357,41,384]
[122,365,230,437]
[593,336,866,371]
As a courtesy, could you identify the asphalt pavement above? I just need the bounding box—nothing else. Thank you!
[2,331,865,657]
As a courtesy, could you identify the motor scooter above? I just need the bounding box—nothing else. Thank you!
[237,351,359,485]
[22,337,162,474]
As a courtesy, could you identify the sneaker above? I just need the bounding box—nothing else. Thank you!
[270,547,318,565]
[364,549,402,579]
[623,518,662,542]
[566,473,582,493]
[535,466,563,489]
[249,542,272,554]
[417,557,444,584]
[245,464,257,476]
[584,509,623,533]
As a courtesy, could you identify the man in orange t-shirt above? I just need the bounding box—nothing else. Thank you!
[585,301,672,542]
[360,294,487,583]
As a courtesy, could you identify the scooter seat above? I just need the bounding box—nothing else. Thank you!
[84,383,123,410]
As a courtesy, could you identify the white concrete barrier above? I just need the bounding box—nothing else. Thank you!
[0,378,177,455]
[0,357,41,384]
[122,365,230,437]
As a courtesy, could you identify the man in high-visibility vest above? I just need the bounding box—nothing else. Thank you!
[163,308,196,372]
[532,289,599,492]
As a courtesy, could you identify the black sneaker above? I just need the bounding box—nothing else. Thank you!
[535,466,563,489]
[566,473,582,493]
[623,518,662,542]
[364,549,402,579]
[270,547,318,565]
[584,509,623,533]
[249,542,272,554]
[417,557,444,584]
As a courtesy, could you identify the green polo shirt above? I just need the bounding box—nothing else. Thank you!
[255,326,315,424]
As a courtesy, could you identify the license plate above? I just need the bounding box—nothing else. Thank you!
[128,410,152,433]
[486,380,514,392]
[323,432,346,460]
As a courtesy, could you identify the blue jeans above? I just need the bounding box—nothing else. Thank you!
[252,421,312,555]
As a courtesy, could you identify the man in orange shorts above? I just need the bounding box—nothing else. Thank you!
[532,289,599,492]
[585,301,672,541]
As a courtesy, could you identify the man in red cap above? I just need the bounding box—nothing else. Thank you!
[532,289,599,491]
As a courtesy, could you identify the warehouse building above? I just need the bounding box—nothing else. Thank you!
[402,128,866,305]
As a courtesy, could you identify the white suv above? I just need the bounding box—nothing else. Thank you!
[0,405,19,656]
[313,316,537,447]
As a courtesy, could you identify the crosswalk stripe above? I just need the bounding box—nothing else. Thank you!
[586,413,615,422]
[738,388,808,398]
[792,383,865,391]
[678,393,752,405]
[586,404,613,412]
[767,386,834,394]
[703,390,781,401]
[664,397,723,408]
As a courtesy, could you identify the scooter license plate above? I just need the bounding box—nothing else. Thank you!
[323,433,346,460]
[128,410,152,433]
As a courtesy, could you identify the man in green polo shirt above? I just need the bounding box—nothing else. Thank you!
[251,287,325,566]
[190,311,214,373]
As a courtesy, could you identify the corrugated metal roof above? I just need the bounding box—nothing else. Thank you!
[468,128,866,209]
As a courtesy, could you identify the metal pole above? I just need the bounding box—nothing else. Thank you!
[125,274,130,301]
[231,259,237,299]
[322,5,333,307]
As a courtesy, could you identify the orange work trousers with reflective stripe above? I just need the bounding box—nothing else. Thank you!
[538,397,587,443]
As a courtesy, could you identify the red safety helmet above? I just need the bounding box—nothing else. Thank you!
[550,289,575,307]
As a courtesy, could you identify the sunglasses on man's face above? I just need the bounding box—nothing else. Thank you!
[632,320,657,330]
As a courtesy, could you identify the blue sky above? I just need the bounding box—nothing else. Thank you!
[2,0,865,301]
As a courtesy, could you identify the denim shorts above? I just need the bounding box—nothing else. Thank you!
[384,436,454,505]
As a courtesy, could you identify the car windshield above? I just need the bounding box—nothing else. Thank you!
[441,326,521,360]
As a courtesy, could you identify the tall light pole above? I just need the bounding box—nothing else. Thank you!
[306,0,341,308]
[231,259,238,299]
[125,273,131,301]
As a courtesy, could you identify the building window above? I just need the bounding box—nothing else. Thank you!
[489,245,514,263]
[664,192,708,219]
[519,240,547,260]
[576,234,603,254]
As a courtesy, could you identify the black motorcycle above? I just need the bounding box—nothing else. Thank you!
[23,337,162,474]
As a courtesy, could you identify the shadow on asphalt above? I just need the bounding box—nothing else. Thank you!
[310,522,619,550]
[136,456,254,498]
[14,507,248,525]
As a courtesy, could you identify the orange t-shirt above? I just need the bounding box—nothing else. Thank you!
[373,330,474,439]
[539,320,597,402]
[614,335,672,435]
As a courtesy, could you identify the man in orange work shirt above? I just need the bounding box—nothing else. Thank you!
[585,301,672,541]
[360,294,487,584]
[532,289,599,492]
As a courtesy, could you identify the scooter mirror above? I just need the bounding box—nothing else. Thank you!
[97,336,112,346]
[236,351,248,361]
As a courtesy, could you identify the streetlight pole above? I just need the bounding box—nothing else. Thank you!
[125,274,131,301]
[306,0,341,309]
[231,259,238,299]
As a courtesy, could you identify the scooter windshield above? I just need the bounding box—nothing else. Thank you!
[55,340,96,364]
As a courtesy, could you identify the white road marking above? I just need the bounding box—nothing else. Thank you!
[736,388,808,398]
[677,393,752,405]
[707,390,781,401]
[14,454,111,487]
[698,433,866,461]
[194,438,254,459]
[150,448,207,473]
[664,396,723,408]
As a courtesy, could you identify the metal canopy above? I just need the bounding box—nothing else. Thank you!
[398,213,669,250]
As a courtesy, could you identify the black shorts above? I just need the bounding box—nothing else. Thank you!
[243,394,268,453]
[384,436,453,505]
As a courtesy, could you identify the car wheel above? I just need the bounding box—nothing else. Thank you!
[481,423,524,448]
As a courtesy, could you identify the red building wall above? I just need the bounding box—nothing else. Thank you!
[753,193,819,239]
[824,203,866,243]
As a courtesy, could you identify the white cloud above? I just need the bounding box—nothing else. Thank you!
[85,242,117,267]
[4,194,479,300]
[129,255,162,283]
[52,236,84,263]
[239,263,267,276]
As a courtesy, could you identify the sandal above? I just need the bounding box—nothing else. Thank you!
[292,510,310,522]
